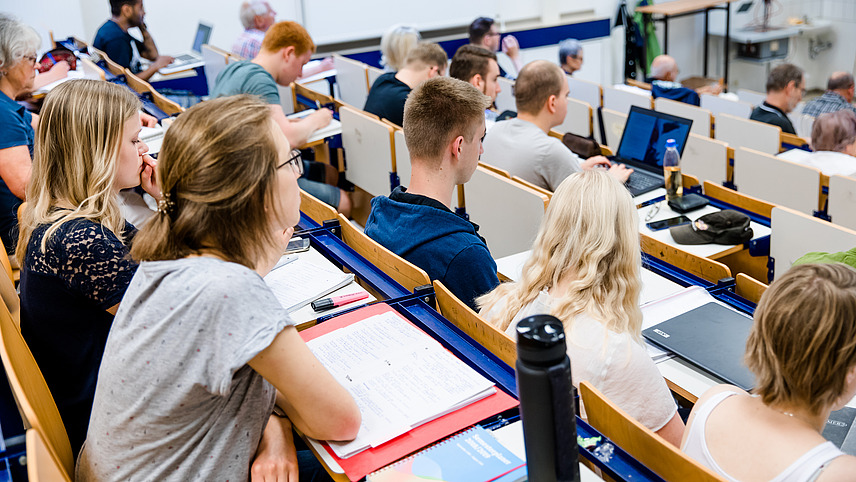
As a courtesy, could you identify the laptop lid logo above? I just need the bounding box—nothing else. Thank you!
[653,329,670,338]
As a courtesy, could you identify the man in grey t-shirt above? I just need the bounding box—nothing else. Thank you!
[481,60,631,191]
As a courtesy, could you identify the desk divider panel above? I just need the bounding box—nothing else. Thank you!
[392,129,411,190]
[339,106,395,197]
[602,85,652,115]
[654,97,712,137]
[601,108,628,152]
[494,77,516,113]
[734,147,820,215]
[201,44,228,94]
[557,97,593,137]
[715,113,781,155]
[701,94,753,119]
[682,134,728,186]
[462,166,548,259]
[567,76,602,108]
[366,66,383,91]
[736,89,765,107]
[333,55,370,110]
[828,174,856,231]
[771,206,856,279]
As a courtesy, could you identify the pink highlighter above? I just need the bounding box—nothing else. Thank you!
[311,292,369,312]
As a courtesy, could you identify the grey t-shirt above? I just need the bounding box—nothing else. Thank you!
[76,257,293,481]
[210,60,280,105]
[481,118,583,191]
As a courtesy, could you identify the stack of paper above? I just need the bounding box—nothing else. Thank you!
[306,311,496,459]
[264,255,354,313]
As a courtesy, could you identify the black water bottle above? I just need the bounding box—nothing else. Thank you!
[516,314,580,482]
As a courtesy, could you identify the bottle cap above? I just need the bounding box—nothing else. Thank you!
[665,139,677,149]
[516,315,567,365]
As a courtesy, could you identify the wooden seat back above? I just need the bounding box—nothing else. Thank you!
[579,381,726,482]
[0,302,73,479]
[433,281,517,366]
[641,233,732,283]
[735,273,767,304]
[26,428,71,482]
[300,189,338,225]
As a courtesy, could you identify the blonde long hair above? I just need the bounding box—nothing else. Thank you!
[478,170,643,339]
[16,79,140,263]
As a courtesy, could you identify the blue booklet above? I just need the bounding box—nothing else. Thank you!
[368,425,526,482]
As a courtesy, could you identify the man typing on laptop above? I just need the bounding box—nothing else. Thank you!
[481,60,631,191]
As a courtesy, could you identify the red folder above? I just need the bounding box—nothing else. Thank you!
[300,303,519,481]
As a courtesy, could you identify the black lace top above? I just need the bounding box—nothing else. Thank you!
[19,217,137,457]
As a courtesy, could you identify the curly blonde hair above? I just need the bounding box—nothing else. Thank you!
[478,170,642,339]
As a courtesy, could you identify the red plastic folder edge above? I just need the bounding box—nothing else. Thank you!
[300,303,519,481]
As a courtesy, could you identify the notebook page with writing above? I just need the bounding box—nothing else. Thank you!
[306,311,496,459]
[264,255,354,313]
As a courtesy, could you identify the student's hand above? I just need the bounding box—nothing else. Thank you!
[501,35,520,60]
[140,154,162,201]
[581,155,612,170]
[139,112,158,128]
[608,163,634,183]
[696,83,723,96]
[318,57,335,72]
[152,55,175,70]
[47,60,70,77]
[308,108,333,130]
[251,415,299,482]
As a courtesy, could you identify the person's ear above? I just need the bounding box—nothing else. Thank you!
[451,135,465,159]
[281,45,296,62]
[546,95,558,114]
[471,73,484,90]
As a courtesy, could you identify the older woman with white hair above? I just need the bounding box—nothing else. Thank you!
[0,14,41,255]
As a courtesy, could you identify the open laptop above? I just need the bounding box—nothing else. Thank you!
[158,22,212,75]
[609,106,693,196]
[642,302,755,390]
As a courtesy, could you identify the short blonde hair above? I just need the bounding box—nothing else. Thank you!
[380,24,420,71]
[403,76,491,164]
[478,170,642,338]
[17,80,140,262]
[131,96,284,271]
[261,21,315,56]
[404,42,447,71]
[514,60,565,115]
[746,263,856,415]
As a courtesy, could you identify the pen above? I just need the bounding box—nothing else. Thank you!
[315,100,321,110]
[311,292,369,312]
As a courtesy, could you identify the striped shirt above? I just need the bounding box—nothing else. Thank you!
[802,91,856,118]
[231,28,265,59]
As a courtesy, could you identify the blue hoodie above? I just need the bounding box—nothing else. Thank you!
[364,187,499,311]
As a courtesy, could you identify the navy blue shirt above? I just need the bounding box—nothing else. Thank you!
[0,89,34,254]
[365,187,499,311]
[93,20,144,72]
[364,73,410,127]
[20,218,137,457]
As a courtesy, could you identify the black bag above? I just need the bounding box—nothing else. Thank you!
[561,132,601,159]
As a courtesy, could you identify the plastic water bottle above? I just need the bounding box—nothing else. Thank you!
[663,138,683,201]
[516,315,580,482]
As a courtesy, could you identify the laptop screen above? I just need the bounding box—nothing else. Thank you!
[615,106,693,168]
[193,23,213,53]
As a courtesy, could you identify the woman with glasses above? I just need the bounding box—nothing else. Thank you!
[77,95,360,481]
[17,79,162,458]
[0,14,41,254]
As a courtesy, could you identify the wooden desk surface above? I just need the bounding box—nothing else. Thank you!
[636,0,738,16]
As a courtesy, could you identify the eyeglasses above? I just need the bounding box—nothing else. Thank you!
[23,55,38,67]
[277,148,304,176]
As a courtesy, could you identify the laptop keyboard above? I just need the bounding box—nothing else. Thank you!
[173,54,197,63]
[625,171,662,191]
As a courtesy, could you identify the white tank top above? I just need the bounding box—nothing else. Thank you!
[683,391,844,482]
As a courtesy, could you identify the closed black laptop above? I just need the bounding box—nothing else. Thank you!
[610,106,694,196]
[642,302,755,391]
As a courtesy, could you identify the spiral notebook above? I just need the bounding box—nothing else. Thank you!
[367,425,526,482]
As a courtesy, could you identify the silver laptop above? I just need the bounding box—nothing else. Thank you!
[159,22,212,75]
